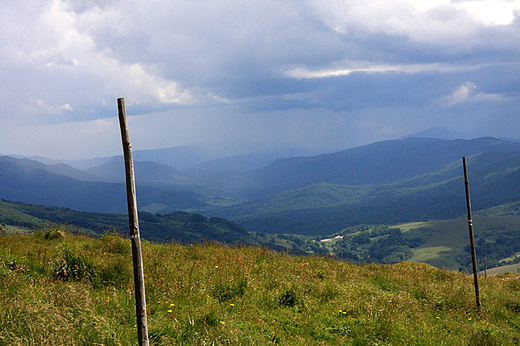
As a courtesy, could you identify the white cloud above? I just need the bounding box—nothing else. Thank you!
[283,61,473,79]
[455,1,520,26]
[19,99,74,116]
[439,81,510,107]
[305,0,462,42]
[1,0,519,159]
[305,0,519,45]
[0,0,198,123]
[99,61,194,105]
[441,82,476,106]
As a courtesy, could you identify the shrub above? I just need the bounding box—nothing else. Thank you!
[211,277,247,302]
[99,257,131,288]
[52,248,95,282]
[279,286,300,308]
[35,225,66,240]
[101,230,130,255]
[468,324,501,346]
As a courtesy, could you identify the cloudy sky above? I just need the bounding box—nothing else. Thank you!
[1,0,519,160]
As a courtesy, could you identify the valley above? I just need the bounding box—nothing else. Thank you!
[2,136,520,273]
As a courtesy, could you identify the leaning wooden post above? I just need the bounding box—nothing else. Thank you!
[463,157,482,313]
[118,98,149,346]
[484,242,487,278]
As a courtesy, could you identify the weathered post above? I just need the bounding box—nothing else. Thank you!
[117,98,149,346]
[462,157,482,313]
[484,242,487,278]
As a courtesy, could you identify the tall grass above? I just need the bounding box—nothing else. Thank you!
[1,226,520,345]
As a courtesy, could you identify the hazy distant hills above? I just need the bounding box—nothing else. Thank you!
[237,137,520,197]
[0,156,206,214]
[0,156,103,182]
[191,148,312,172]
[399,127,476,140]
[0,199,252,244]
[207,137,520,234]
[86,156,186,184]
[131,146,211,171]
[2,136,520,236]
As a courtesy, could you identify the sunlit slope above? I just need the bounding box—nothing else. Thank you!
[218,148,520,235]
[398,216,520,271]
[2,230,520,345]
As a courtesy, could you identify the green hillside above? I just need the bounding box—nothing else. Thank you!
[4,138,520,237]
[320,216,520,272]
[0,199,312,255]
[2,229,520,345]
[235,137,520,198]
[4,199,520,273]
[400,216,520,271]
[0,156,207,214]
[485,263,520,275]
[214,149,520,235]
[0,199,253,244]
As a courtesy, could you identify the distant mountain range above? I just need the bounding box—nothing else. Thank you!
[399,127,477,140]
[400,127,519,143]
[2,136,520,236]
[9,145,315,171]
[0,155,206,214]
[215,137,520,234]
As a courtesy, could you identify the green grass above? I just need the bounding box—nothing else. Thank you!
[385,216,520,270]
[477,201,520,217]
[0,224,31,234]
[485,263,520,275]
[2,226,520,345]
[410,246,455,262]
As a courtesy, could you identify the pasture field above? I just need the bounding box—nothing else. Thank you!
[2,226,520,345]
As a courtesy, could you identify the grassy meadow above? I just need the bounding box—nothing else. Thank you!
[2,226,520,345]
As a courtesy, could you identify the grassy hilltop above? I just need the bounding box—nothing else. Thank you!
[4,198,520,274]
[2,227,520,345]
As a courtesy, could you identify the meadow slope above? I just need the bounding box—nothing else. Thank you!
[1,228,520,345]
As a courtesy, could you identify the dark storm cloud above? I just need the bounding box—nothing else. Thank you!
[1,0,519,159]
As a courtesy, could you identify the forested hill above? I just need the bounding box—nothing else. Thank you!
[212,138,520,235]
[3,137,520,236]
[0,155,206,214]
[235,137,520,197]
[0,199,252,244]
[4,199,520,273]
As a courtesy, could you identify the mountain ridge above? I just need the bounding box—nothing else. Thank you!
[3,137,520,236]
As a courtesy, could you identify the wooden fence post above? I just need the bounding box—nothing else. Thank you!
[484,242,487,278]
[463,157,482,314]
[117,98,150,346]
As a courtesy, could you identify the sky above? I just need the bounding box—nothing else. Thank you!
[1,0,519,160]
